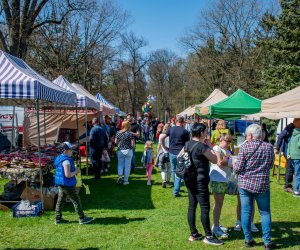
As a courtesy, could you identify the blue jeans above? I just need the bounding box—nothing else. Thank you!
[131,147,136,171]
[117,149,133,182]
[239,188,272,244]
[169,153,181,195]
[292,159,300,193]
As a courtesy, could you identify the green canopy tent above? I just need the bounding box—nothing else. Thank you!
[199,89,261,119]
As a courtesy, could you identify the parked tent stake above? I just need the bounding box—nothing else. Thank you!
[35,100,44,210]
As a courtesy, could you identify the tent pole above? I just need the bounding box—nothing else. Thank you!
[11,106,15,150]
[36,100,44,210]
[43,108,46,146]
[75,105,81,169]
[85,107,88,176]
[277,118,284,184]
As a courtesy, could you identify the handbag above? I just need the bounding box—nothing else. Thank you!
[101,150,111,162]
[227,173,238,195]
[76,171,83,188]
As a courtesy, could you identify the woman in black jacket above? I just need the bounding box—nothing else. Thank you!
[185,123,223,246]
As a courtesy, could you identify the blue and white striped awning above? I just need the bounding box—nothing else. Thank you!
[53,75,99,110]
[0,50,77,107]
[95,93,125,116]
[71,83,115,115]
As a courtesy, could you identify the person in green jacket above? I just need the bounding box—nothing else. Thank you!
[211,120,230,146]
[287,126,300,197]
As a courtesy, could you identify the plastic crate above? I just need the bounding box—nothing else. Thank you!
[12,201,42,218]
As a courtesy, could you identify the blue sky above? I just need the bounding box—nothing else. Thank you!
[115,0,208,57]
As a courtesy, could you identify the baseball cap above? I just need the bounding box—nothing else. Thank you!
[61,142,77,151]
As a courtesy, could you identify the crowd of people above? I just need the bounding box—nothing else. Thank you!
[53,114,300,249]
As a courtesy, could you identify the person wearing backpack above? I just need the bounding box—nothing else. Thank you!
[184,122,224,245]
[160,116,190,197]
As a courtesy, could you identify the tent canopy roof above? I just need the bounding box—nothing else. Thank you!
[177,89,227,117]
[0,50,77,107]
[249,85,300,119]
[71,83,115,115]
[199,89,228,108]
[53,76,99,110]
[95,93,126,116]
[200,89,261,118]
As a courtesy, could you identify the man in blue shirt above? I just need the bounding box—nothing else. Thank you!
[89,117,108,180]
[160,116,190,197]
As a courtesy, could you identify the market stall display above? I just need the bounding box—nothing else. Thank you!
[0,146,56,181]
[0,50,77,210]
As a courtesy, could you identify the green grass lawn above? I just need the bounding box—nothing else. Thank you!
[0,143,299,249]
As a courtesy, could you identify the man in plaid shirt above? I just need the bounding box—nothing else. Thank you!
[234,124,276,250]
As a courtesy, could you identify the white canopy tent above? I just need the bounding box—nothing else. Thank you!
[177,89,228,117]
[249,86,300,119]
[53,76,99,110]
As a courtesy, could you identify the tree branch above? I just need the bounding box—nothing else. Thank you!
[2,0,12,26]
[0,29,9,52]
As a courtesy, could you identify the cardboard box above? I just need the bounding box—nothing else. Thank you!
[20,187,55,210]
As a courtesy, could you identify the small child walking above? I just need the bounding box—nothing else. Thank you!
[142,141,154,186]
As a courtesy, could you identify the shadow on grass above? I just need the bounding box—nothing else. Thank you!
[61,175,155,212]
[4,248,100,250]
[225,221,300,249]
[4,249,69,250]
[93,216,145,225]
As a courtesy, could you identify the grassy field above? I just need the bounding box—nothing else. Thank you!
[0,143,299,250]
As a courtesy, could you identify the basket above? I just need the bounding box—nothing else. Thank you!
[12,201,42,218]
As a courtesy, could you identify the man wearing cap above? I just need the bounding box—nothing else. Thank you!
[89,117,108,179]
[54,142,93,224]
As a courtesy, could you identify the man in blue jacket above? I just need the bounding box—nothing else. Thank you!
[276,121,295,193]
[89,117,108,179]
[54,142,93,224]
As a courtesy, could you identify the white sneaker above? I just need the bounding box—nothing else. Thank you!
[211,224,228,233]
[147,181,151,186]
[203,235,224,245]
[219,224,228,232]
[123,181,129,185]
[212,226,229,239]
[251,223,259,232]
[234,220,242,231]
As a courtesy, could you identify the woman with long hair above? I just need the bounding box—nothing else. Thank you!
[115,121,135,185]
[156,123,171,188]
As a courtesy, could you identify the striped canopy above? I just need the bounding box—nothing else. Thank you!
[71,83,115,115]
[95,93,125,116]
[53,75,99,110]
[0,50,76,107]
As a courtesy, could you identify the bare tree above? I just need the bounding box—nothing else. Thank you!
[147,49,181,118]
[27,0,129,92]
[181,0,277,94]
[119,32,148,115]
[0,0,88,58]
